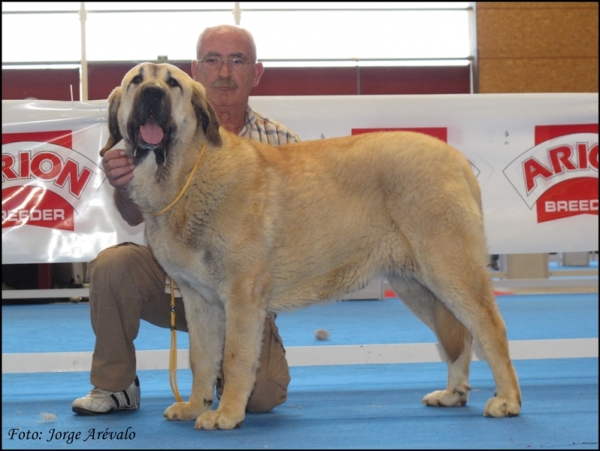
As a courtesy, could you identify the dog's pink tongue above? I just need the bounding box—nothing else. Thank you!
[140,118,164,144]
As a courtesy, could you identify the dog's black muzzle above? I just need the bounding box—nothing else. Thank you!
[128,85,175,166]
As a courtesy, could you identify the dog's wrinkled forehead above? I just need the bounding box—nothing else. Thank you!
[123,63,185,93]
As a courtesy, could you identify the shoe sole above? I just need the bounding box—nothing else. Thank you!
[72,405,139,415]
[72,405,115,415]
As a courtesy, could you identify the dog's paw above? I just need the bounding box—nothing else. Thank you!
[163,402,206,421]
[483,396,521,417]
[195,409,245,430]
[422,389,469,407]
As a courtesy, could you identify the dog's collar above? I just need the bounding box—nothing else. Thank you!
[149,144,207,216]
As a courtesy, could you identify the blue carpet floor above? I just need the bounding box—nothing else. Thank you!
[2,294,598,353]
[2,360,598,449]
[2,293,598,449]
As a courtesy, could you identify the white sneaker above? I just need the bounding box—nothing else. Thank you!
[72,376,140,415]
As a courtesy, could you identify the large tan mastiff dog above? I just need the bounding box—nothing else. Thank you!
[101,63,521,430]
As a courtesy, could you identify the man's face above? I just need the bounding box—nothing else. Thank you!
[192,28,264,109]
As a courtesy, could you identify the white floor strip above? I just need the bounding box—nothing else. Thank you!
[2,338,597,374]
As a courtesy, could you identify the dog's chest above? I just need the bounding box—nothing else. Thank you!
[145,221,220,286]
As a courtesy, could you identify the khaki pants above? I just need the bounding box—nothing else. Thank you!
[87,242,290,412]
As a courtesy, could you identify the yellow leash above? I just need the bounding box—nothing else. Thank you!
[147,145,206,402]
[169,279,183,402]
[149,144,207,217]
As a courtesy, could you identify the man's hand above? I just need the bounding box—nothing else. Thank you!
[102,149,144,226]
[102,149,135,189]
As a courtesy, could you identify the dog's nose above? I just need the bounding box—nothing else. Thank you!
[142,86,164,101]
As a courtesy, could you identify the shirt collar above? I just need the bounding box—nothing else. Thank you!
[239,106,256,137]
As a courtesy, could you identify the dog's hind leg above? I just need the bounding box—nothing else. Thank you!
[388,276,473,407]
[419,260,521,417]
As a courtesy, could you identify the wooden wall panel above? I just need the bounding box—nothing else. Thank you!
[477,2,597,9]
[479,57,598,93]
[476,1,598,93]
[478,7,598,59]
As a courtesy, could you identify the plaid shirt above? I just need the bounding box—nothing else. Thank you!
[239,106,301,145]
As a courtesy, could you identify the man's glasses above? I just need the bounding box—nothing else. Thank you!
[198,56,253,73]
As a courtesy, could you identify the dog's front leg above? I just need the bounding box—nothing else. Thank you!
[195,296,267,430]
[164,292,225,422]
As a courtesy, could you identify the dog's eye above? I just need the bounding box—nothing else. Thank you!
[132,75,142,84]
[167,78,180,88]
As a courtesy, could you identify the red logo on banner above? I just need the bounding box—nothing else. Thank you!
[531,124,598,223]
[352,127,448,143]
[536,177,598,223]
[2,185,74,231]
[2,130,98,231]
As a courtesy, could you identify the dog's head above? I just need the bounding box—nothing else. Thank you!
[100,63,222,165]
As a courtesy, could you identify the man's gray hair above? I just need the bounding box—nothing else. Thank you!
[196,25,258,61]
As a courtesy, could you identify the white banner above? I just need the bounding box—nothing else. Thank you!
[2,94,598,263]
[2,100,144,264]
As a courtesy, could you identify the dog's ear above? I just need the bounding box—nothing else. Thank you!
[100,87,123,156]
[192,82,222,148]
